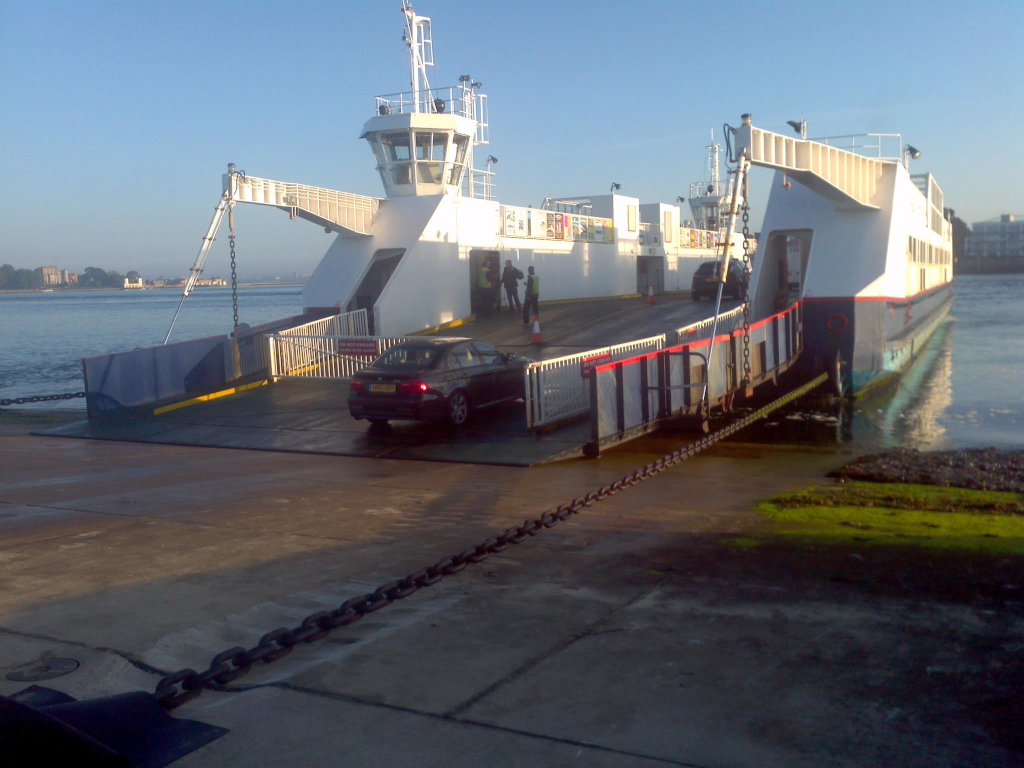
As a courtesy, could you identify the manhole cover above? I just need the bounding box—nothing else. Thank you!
[6,657,80,682]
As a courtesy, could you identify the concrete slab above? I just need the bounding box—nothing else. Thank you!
[2,422,1020,766]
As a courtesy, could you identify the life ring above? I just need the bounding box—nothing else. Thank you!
[826,313,848,333]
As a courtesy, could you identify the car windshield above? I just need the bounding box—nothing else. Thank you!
[374,344,438,369]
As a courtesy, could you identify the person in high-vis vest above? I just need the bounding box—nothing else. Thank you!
[521,266,540,325]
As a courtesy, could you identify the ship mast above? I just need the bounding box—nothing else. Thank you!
[401,0,434,113]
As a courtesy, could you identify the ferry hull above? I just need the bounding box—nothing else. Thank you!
[803,284,953,393]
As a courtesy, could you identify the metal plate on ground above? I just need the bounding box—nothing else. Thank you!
[7,657,80,682]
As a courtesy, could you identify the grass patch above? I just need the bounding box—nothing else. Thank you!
[759,481,1024,555]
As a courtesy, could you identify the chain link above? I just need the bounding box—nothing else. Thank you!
[741,205,752,384]
[229,232,239,332]
[153,373,829,710]
[0,391,86,407]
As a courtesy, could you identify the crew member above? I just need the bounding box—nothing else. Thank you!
[500,259,523,313]
[522,265,540,325]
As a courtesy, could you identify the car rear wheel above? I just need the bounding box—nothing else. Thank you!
[447,390,470,426]
[691,290,701,301]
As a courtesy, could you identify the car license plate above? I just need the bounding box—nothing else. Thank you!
[370,383,396,393]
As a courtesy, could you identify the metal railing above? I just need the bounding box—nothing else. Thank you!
[373,86,489,144]
[278,309,369,339]
[230,175,380,235]
[676,306,745,344]
[525,335,666,428]
[813,133,903,161]
[689,179,734,199]
[269,335,411,381]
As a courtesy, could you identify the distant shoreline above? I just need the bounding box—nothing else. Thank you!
[0,282,306,295]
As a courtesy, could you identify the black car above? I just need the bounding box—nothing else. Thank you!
[348,338,531,426]
[691,260,748,301]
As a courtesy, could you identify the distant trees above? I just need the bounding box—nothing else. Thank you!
[78,267,124,288]
[0,263,44,290]
[126,270,141,281]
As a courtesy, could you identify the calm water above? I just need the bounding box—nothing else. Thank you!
[1,277,1021,450]
[0,285,303,405]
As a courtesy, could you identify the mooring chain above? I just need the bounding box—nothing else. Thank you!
[0,391,86,407]
[741,203,752,384]
[229,231,239,332]
[153,373,828,711]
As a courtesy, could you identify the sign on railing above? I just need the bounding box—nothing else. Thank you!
[525,335,665,428]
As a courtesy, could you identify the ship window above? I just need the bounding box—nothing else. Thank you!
[415,132,448,161]
[627,206,636,232]
[391,163,413,185]
[370,139,386,168]
[663,211,672,242]
[449,134,469,185]
[417,161,443,184]
[381,132,411,162]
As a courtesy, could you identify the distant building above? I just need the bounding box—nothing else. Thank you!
[40,265,61,286]
[60,269,78,284]
[964,214,1024,258]
[124,276,145,289]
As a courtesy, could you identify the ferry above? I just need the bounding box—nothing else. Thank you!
[160,0,952,400]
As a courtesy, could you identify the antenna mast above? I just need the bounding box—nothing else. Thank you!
[401,1,434,113]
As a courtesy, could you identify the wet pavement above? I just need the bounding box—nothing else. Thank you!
[1,420,1021,766]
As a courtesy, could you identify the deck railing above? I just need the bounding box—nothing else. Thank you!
[675,306,745,344]
[269,335,410,380]
[525,335,666,428]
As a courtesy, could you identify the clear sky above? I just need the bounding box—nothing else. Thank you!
[2,0,1022,279]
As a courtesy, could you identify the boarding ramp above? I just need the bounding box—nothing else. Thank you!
[587,302,804,454]
[524,336,666,428]
[734,118,896,210]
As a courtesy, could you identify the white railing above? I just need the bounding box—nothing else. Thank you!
[269,335,411,380]
[230,175,380,235]
[689,179,735,199]
[675,306,744,344]
[278,309,369,339]
[526,335,666,428]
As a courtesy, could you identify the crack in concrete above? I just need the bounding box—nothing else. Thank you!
[444,574,675,718]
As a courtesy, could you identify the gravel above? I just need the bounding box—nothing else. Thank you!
[830,448,1024,494]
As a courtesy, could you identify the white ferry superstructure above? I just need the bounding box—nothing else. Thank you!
[189,1,953,394]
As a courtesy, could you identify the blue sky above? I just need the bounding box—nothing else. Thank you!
[2,0,1021,279]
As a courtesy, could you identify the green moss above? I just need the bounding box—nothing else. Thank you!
[759,482,1024,555]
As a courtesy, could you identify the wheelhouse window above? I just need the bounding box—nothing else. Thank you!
[415,132,449,184]
[381,132,412,185]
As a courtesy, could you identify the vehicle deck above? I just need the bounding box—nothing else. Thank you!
[43,294,739,466]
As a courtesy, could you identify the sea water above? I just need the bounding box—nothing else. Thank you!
[1,276,1021,450]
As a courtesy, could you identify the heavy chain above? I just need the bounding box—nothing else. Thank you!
[229,231,239,332]
[741,203,752,383]
[0,391,86,407]
[154,372,829,710]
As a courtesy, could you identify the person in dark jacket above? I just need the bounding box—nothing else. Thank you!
[522,266,540,325]
[500,259,523,313]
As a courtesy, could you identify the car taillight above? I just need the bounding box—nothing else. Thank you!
[349,378,364,391]
[400,380,429,394]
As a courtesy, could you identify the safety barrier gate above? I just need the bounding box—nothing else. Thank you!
[269,335,410,380]
[525,335,666,428]
[588,302,803,453]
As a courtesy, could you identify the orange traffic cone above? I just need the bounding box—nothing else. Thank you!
[647,282,656,304]
[531,315,543,344]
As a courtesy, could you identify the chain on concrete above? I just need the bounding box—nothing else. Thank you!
[0,391,86,407]
[741,204,752,384]
[153,372,829,711]
[229,232,239,332]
